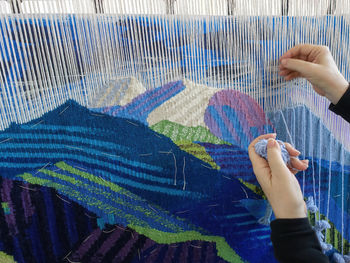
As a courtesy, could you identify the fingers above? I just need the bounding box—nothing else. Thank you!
[280,70,301,81]
[248,135,308,177]
[279,44,320,61]
[279,69,290,76]
[280,58,317,74]
[284,143,300,156]
[284,143,309,172]
[248,133,276,171]
[266,138,291,177]
[284,72,300,81]
[290,157,309,171]
[248,133,277,154]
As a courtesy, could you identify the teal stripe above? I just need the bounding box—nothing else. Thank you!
[257,234,271,240]
[0,162,47,168]
[0,143,163,174]
[0,151,169,183]
[248,227,270,233]
[8,161,202,199]
[236,227,270,235]
[21,124,124,136]
[237,220,258,226]
[0,132,129,151]
[224,213,251,219]
[93,167,204,199]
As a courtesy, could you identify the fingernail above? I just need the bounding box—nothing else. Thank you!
[296,150,301,155]
[267,138,276,148]
[281,59,287,65]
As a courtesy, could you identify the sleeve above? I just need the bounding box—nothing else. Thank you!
[270,218,329,263]
[329,84,350,123]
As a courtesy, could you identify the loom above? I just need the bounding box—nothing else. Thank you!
[0,0,349,262]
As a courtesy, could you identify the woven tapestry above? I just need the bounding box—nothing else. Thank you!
[0,6,349,263]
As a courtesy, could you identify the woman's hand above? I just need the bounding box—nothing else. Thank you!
[248,134,309,219]
[279,44,348,105]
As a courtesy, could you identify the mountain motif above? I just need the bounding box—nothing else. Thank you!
[151,120,228,145]
[0,99,284,262]
[94,81,186,125]
[89,77,146,108]
[0,94,349,262]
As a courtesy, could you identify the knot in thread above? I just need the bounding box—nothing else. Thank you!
[320,241,332,252]
[306,196,318,213]
[315,230,325,241]
[306,201,346,260]
[314,219,332,253]
[315,220,331,232]
[254,139,290,164]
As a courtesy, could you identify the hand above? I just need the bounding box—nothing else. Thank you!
[279,44,348,105]
[248,134,309,219]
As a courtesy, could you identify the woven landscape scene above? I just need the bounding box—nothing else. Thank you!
[0,11,350,263]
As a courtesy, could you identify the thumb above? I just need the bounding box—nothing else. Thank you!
[281,58,319,76]
[266,139,290,177]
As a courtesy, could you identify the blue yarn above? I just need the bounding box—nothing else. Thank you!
[334,253,346,263]
[315,220,331,232]
[326,248,338,258]
[313,219,332,253]
[254,139,290,164]
[306,196,318,213]
[320,241,333,252]
[258,202,273,226]
[344,255,350,263]
[315,230,325,241]
[307,203,348,262]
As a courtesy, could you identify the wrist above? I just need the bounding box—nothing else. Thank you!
[327,76,348,104]
[274,211,307,219]
[271,202,307,219]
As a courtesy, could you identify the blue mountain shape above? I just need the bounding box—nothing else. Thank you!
[0,100,256,210]
[0,99,280,262]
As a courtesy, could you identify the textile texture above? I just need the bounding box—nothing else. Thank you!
[0,16,349,263]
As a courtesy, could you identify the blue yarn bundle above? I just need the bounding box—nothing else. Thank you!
[306,196,318,213]
[254,141,350,262]
[254,139,290,164]
[306,196,350,263]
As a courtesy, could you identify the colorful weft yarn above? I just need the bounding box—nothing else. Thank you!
[0,2,350,262]
[254,139,291,164]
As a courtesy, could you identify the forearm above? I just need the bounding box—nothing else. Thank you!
[329,83,350,123]
[270,218,329,263]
